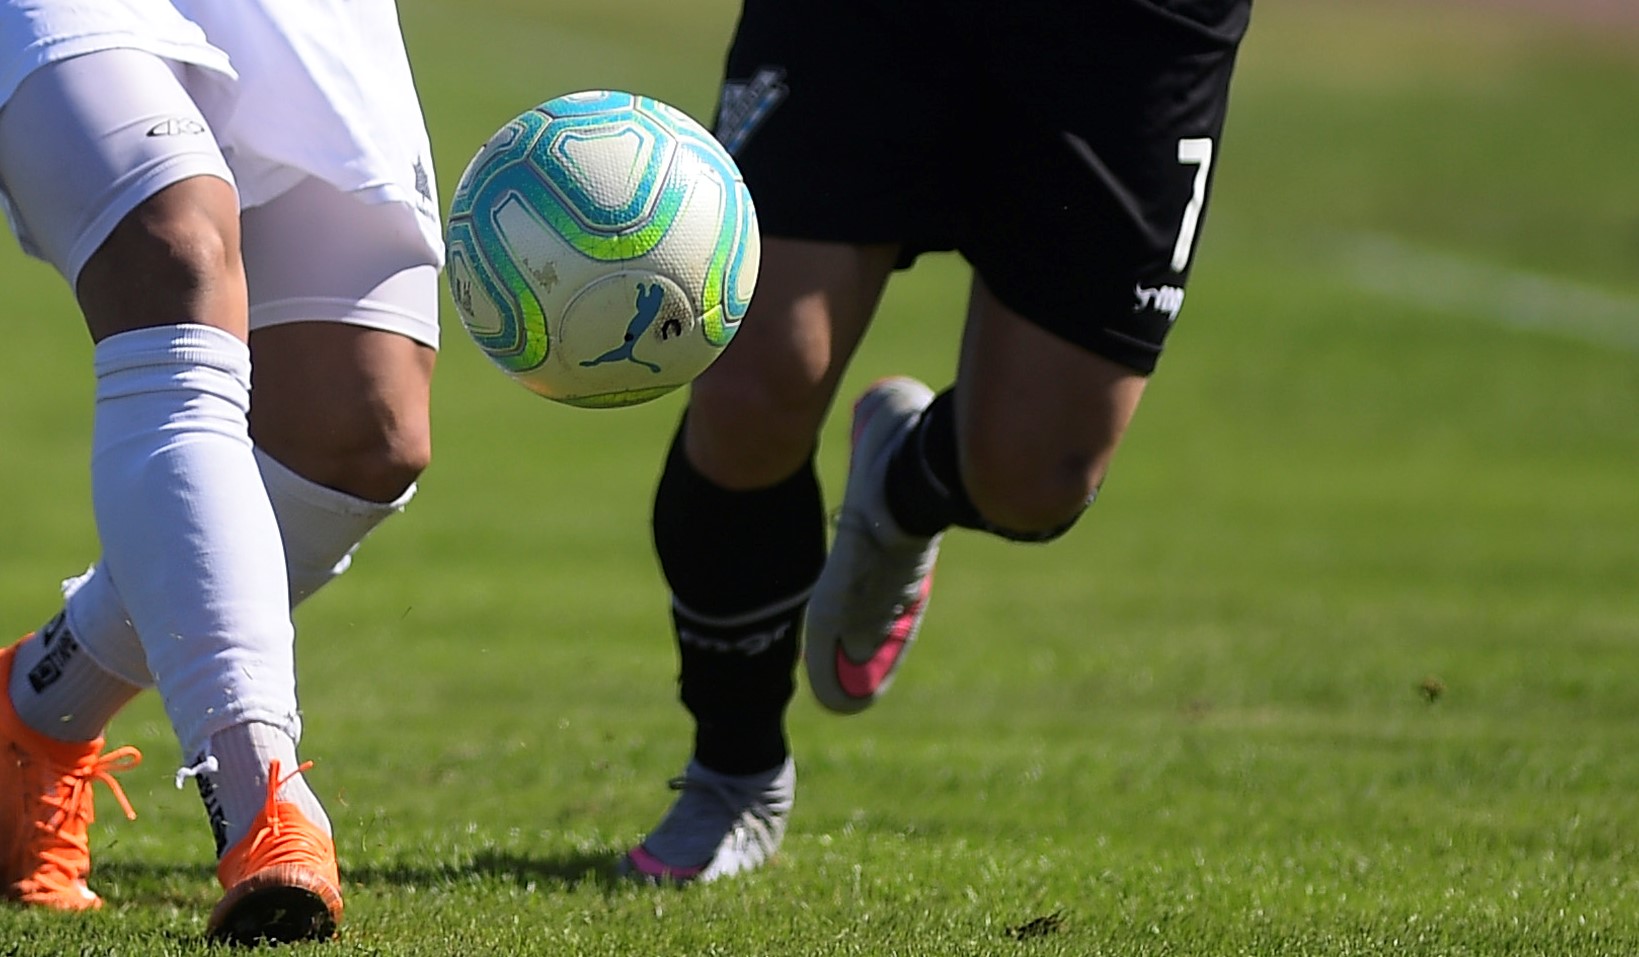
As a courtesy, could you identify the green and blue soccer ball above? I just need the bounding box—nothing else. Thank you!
[446,90,760,408]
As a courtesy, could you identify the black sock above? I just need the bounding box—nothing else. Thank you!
[883,388,985,536]
[652,420,826,775]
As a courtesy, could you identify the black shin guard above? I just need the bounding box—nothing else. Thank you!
[652,423,826,774]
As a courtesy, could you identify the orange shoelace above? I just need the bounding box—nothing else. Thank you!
[222,759,334,876]
[25,745,141,895]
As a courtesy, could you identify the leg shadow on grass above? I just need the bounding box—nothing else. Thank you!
[92,859,219,909]
[96,847,639,905]
[346,847,628,893]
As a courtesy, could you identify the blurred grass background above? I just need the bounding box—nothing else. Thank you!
[0,1,1634,952]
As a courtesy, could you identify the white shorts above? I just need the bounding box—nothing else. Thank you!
[0,0,442,343]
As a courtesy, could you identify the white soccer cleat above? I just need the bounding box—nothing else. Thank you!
[805,376,943,714]
[620,758,794,883]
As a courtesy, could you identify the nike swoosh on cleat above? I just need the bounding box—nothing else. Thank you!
[832,577,930,698]
[624,845,705,882]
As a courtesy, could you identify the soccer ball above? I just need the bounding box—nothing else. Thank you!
[445,90,760,408]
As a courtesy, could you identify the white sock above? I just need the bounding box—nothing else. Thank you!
[61,448,414,687]
[60,565,151,688]
[91,324,298,757]
[6,614,141,742]
[255,445,414,604]
[182,721,332,856]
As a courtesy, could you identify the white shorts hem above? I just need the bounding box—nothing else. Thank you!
[249,296,441,351]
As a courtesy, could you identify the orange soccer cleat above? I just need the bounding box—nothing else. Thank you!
[0,640,141,911]
[206,758,343,945]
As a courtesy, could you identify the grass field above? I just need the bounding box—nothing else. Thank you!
[1,1,1636,953]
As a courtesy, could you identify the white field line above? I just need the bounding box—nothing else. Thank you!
[1337,232,1639,352]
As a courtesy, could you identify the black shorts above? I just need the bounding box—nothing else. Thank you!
[712,0,1252,373]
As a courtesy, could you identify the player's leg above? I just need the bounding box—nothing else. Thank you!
[189,0,440,931]
[242,175,438,599]
[624,0,952,881]
[20,179,435,683]
[624,238,896,882]
[951,280,1149,534]
[56,293,432,662]
[202,176,438,943]
[12,0,435,931]
[64,179,439,947]
[30,232,433,911]
[0,49,309,915]
[806,283,1148,713]
[807,0,1252,710]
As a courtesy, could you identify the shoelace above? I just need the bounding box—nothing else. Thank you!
[30,746,141,891]
[232,759,327,870]
[666,773,784,842]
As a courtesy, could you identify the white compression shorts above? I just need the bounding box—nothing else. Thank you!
[0,0,441,344]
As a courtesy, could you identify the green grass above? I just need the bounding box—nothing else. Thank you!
[2,0,1637,953]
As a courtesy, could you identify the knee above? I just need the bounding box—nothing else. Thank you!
[691,349,827,432]
[364,421,432,499]
[684,357,830,488]
[329,420,431,502]
[963,446,1102,541]
[80,179,243,330]
[134,208,236,294]
[266,413,430,503]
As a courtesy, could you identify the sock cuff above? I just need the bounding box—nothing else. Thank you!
[255,445,415,517]
[93,324,251,394]
[671,589,811,630]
